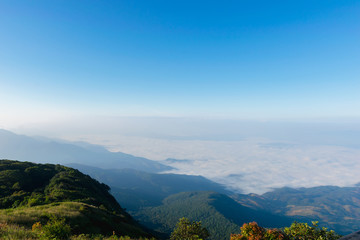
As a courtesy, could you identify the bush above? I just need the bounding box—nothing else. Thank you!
[284,221,340,240]
[231,222,286,240]
[170,217,210,240]
[41,216,72,240]
[230,221,341,240]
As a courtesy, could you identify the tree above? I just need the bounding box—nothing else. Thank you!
[231,222,286,240]
[170,217,210,240]
[230,221,341,240]
[283,221,340,240]
[41,216,72,240]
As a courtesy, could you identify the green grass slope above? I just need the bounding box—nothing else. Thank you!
[0,202,148,237]
[0,159,152,238]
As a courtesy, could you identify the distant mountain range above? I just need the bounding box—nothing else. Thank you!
[0,129,170,172]
[1,129,360,238]
[235,185,360,235]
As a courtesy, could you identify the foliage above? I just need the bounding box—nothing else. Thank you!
[135,191,291,240]
[230,221,341,240]
[69,234,156,240]
[1,221,155,240]
[231,222,286,240]
[41,216,72,240]
[0,222,38,239]
[0,159,120,213]
[170,217,210,240]
[31,216,72,240]
[72,165,228,212]
[135,191,241,239]
[0,160,152,239]
[0,159,120,211]
[283,221,340,240]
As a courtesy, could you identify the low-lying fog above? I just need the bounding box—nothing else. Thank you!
[10,117,360,194]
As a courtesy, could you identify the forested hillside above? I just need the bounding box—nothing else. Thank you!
[134,191,293,240]
[0,160,152,238]
[68,163,229,211]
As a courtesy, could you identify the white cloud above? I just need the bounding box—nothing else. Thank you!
[58,134,360,194]
[8,117,360,194]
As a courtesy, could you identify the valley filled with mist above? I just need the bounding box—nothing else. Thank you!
[7,117,360,194]
[1,0,359,239]
[1,128,360,238]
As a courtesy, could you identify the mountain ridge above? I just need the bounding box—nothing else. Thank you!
[234,185,360,234]
[67,163,230,211]
[0,129,171,172]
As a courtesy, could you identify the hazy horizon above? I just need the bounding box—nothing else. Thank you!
[1,1,359,193]
[2,116,360,194]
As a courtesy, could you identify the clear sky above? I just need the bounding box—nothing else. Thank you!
[1,0,360,126]
[1,1,360,192]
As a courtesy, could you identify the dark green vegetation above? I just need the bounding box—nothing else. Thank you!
[68,164,229,211]
[134,191,293,240]
[235,186,360,235]
[170,217,209,240]
[69,164,296,240]
[0,129,170,172]
[0,160,152,239]
[71,164,351,240]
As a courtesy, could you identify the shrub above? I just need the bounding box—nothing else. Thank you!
[170,217,210,240]
[231,221,341,240]
[32,221,42,232]
[42,216,72,240]
[283,221,340,240]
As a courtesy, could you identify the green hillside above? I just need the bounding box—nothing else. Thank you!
[134,191,293,240]
[68,164,229,211]
[68,164,299,240]
[0,159,152,238]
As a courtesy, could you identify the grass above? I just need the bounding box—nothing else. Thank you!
[0,160,153,239]
[0,202,152,238]
[0,222,155,240]
[0,202,83,228]
[0,222,38,240]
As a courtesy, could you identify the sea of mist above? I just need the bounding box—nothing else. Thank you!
[10,117,360,194]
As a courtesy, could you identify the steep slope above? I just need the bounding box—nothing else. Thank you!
[0,160,152,238]
[0,129,170,172]
[68,163,229,211]
[235,186,360,235]
[134,191,293,240]
[339,230,360,240]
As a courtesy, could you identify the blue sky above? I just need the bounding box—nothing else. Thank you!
[1,0,359,124]
[1,1,360,192]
